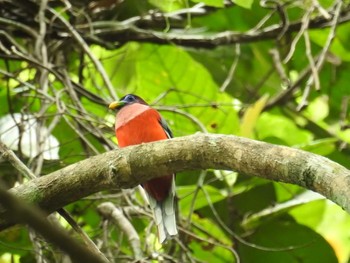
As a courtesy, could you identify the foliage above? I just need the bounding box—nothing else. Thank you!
[0,0,350,262]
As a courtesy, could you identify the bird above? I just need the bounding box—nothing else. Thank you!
[109,94,178,244]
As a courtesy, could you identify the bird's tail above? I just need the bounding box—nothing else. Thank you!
[146,176,178,244]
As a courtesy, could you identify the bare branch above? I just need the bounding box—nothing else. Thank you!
[48,8,118,100]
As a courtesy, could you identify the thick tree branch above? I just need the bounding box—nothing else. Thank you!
[0,183,108,263]
[0,142,110,263]
[88,8,350,48]
[1,133,349,230]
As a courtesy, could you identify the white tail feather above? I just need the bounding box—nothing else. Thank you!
[145,176,178,244]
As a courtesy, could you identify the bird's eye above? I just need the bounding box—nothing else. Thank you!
[124,95,134,102]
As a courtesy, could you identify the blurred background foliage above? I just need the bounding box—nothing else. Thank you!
[0,0,350,262]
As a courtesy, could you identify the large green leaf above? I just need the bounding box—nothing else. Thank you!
[315,202,350,263]
[129,43,240,135]
[309,24,350,61]
[238,220,338,263]
[256,112,313,146]
[233,182,276,214]
[232,0,253,9]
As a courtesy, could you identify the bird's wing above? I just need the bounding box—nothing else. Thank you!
[159,117,173,139]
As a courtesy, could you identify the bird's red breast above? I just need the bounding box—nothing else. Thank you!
[115,103,173,201]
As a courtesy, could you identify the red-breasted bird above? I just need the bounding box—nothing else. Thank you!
[109,94,178,243]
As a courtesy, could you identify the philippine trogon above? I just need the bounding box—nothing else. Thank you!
[109,94,178,243]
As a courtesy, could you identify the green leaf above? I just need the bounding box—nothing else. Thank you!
[202,92,240,135]
[178,185,227,212]
[256,112,313,146]
[242,191,325,230]
[233,177,270,196]
[239,220,338,263]
[315,202,350,263]
[191,214,231,244]
[233,182,276,214]
[303,95,329,122]
[0,87,9,116]
[189,241,236,262]
[289,200,327,230]
[233,0,253,9]
[128,43,239,135]
[213,170,238,187]
[191,0,224,7]
[297,138,337,156]
[309,25,350,61]
[337,129,350,144]
[134,43,217,101]
[240,94,269,138]
[0,227,31,255]
[149,0,185,12]
[274,182,305,202]
[87,44,138,96]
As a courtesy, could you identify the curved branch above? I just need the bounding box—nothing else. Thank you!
[97,202,143,260]
[1,133,349,230]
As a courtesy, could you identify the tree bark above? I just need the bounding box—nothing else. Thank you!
[1,133,349,230]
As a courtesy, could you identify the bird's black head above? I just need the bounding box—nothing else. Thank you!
[109,94,148,110]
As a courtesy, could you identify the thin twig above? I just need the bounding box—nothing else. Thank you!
[48,8,118,100]
[297,0,343,111]
[269,48,288,84]
[283,7,313,63]
[303,31,320,92]
[98,202,143,260]
[220,44,241,92]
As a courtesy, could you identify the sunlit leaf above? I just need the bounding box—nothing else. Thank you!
[256,112,313,146]
[191,0,224,7]
[315,202,350,263]
[233,0,253,9]
[240,94,269,138]
[297,138,337,156]
[149,0,185,12]
[309,25,350,61]
[303,95,329,122]
[213,170,238,187]
[337,129,350,144]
